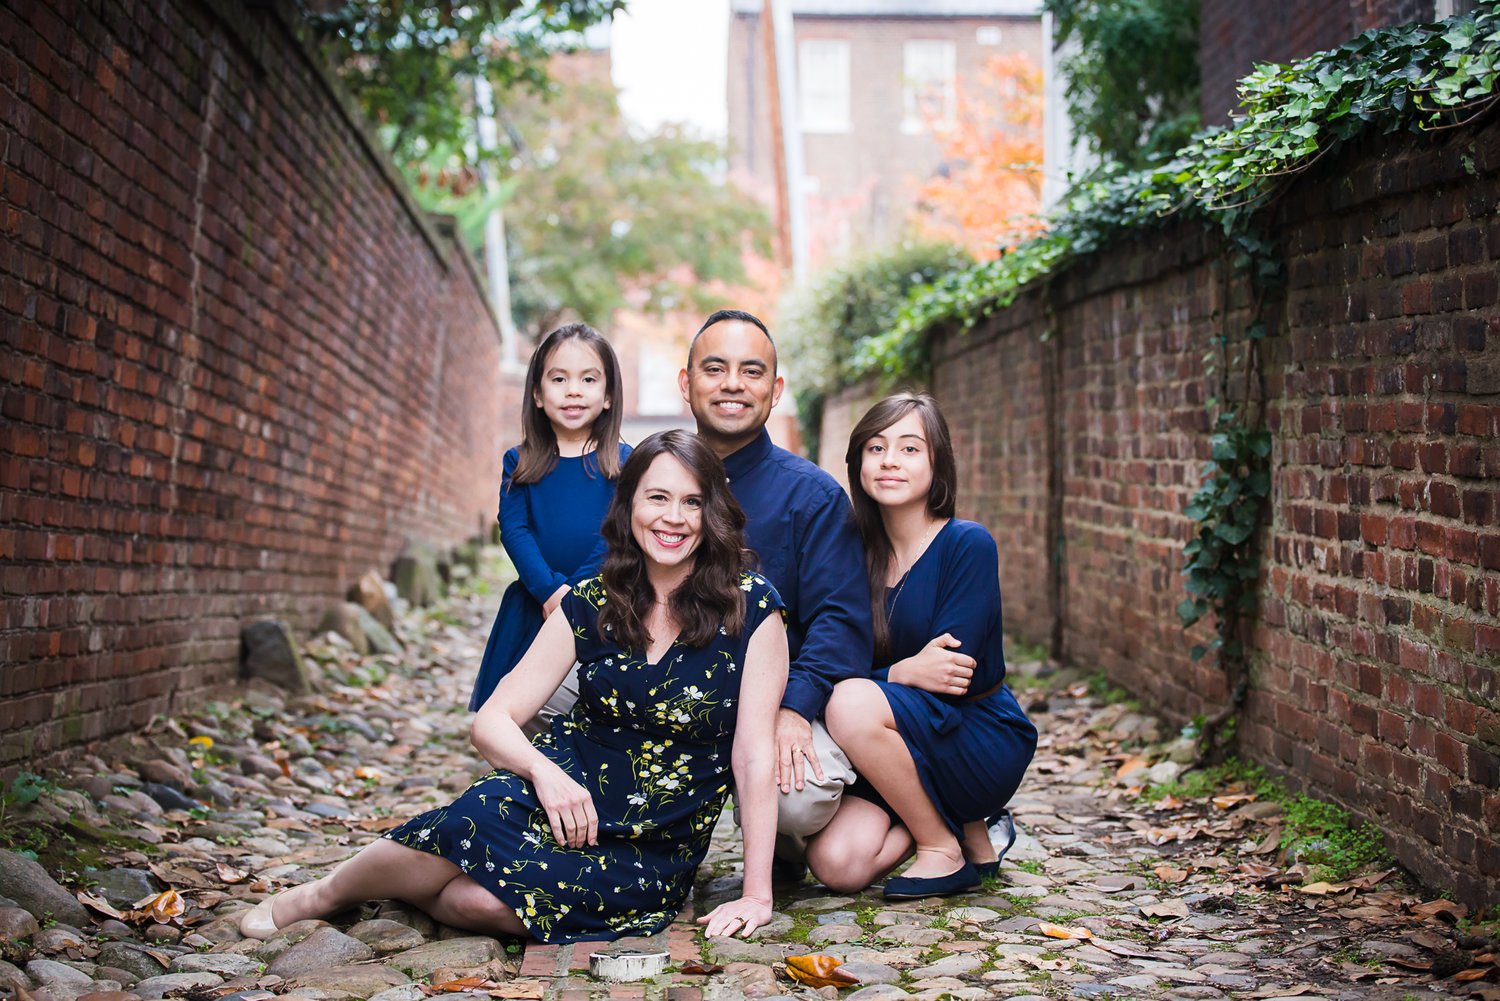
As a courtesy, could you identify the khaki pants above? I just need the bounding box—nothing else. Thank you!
[530,667,857,857]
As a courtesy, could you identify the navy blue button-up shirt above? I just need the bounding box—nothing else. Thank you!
[722,429,874,721]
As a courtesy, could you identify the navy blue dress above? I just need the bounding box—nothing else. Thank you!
[470,444,631,711]
[391,573,785,943]
[854,519,1037,835]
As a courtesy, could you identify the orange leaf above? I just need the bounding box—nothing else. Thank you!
[1115,756,1148,780]
[216,862,248,884]
[1410,898,1467,923]
[136,889,185,924]
[1154,866,1190,884]
[429,977,491,993]
[784,955,859,989]
[1211,793,1256,810]
[678,962,723,976]
[1456,968,1492,982]
[1037,922,1093,940]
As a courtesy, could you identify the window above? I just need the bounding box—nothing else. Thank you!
[799,39,850,133]
[902,39,956,133]
[976,26,1003,45]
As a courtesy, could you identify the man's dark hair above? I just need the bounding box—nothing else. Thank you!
[688,309,777,372]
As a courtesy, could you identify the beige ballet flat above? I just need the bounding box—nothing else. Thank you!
[239,897,280,940]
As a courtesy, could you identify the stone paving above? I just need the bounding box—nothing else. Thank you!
[0,551,1492,1001]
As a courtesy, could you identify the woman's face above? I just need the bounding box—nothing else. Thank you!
[859,410,933,511]
[631,453,705,569]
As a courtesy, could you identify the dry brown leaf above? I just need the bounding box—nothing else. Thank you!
[1154,865,1190,883]
[1406,929,1449,951]
[149,861,215,890]
[485,981,544,999]
[357,816,407,833]
[1245,984,1320,999]
[784,955,859,989]
[1115,756,1149,780]
[678,962,724,976]
[1236,862,1279,880]
[216,862,248,884]
[1247,829,1282,854]
[1385,956,1434,971]
[354,766,383,780]
[1140,900,1189,919]
[1088,938,1155,959]
[1014,954,1070,971]
[1410,898,1467,923]
[1211,793,1257,810]
[76,890,124,920]
[1456,968,1493,983]
[1037,922,1093,940]
[1346,868,1396,890]
[427,977,490,993]
[1296,882,1346,896]
[1156,793,1184,809]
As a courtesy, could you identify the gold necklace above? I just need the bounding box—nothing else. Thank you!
[887,520,940,613]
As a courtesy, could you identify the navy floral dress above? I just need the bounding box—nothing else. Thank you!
[387,572,784,943]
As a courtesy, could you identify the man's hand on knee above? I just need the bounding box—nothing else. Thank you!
[774,708,825,793]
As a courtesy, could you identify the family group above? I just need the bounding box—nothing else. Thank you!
[238,310,1038,945]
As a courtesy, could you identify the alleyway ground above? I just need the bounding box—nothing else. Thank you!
[1,552,1494,1001]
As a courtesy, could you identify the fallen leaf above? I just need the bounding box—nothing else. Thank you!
[1154,865,1190,883]
[354,766,383,780]
[485,982,544,999]
[1346,868,1396,890]
[1211,793,1257,810]
[1385,957,1433,971]
[783,955,859,989]
[216,862,248,884]
[76,890,124,920]
[187,735,215,750]
[1410,898,1467,923]
[1406,929,1449,951]
[1013,954,1070,971]
[1037,922,1093,940]
[1140,900,1189,919]
[1247,829,1282,854]
[1156,793,1184,809]
[1245,984,1320,998]
[1115,756,1149,780]
[134,889,186,924]
[1296,882,1345,896]
[678,962,723,976]
[357,817,407,833]
[1088,938,1155,958]
[427,977,489,993]
[1456,968,1493,982]
[150,861,216,890]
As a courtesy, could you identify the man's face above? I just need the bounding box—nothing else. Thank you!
[679,319,784,456]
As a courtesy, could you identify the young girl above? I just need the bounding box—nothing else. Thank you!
[805,393,1037,898]
[469,323,630,712]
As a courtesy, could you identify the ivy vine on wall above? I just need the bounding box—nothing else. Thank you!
[855,8,1499,755]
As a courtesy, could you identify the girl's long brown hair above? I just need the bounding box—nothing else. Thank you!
[845,393,958,663]
[511,323,624,486]
[598,430,754,651]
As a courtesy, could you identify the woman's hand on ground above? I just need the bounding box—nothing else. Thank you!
[888,633,975,696]
[697,895,773,938]
[531,762,598,848]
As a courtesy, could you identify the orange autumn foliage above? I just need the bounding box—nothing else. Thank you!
[913,52,1045,260]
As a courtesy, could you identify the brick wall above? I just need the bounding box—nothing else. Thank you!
[0,0,523,765]
[1200,0,1440,125]
[821,116,1500,903]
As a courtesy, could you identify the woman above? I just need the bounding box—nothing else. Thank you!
[805,393,1036,898]
[240,431,787,942]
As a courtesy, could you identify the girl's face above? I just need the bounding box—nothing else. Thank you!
[631,454,705,571]
[859,410,933,511]
[533,338,611,437]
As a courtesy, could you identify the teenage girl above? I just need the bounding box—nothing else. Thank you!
[469,323,630,711]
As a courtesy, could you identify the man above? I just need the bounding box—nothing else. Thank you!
[678,309,873,858]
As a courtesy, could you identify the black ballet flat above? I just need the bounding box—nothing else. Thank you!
[883,860,980,900]
[979,808,1020,879]
[771,856,808,885]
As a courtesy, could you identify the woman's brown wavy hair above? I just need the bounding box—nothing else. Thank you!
[845,392,958,663]
[598,430,753,650]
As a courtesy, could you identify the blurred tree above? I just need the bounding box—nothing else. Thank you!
[913,52,1045,260]
[298,0,624,168]
[482,66,772,337]
[1044,0,1201,172]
